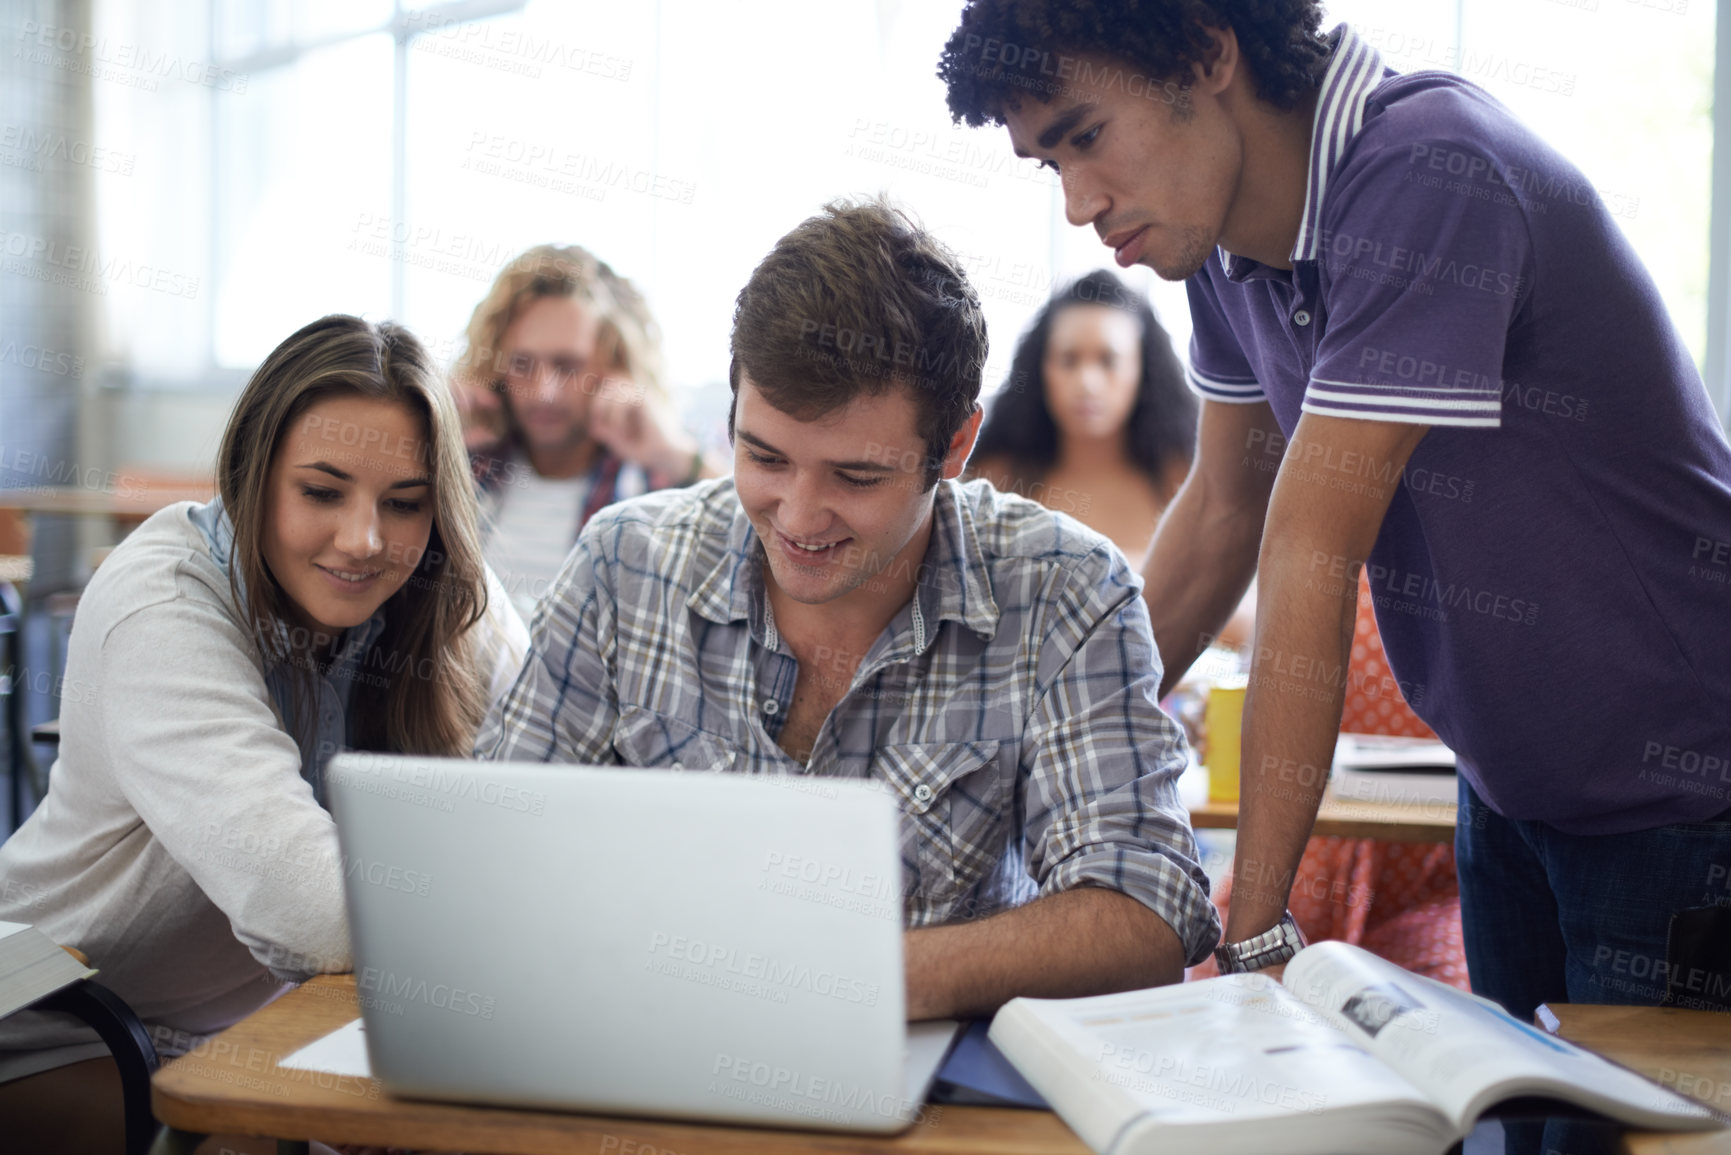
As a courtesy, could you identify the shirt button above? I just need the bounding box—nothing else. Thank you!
[1293,310,1312,327]
[762,699,779,715]
[913,784,934,804]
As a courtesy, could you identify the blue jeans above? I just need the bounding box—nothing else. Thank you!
[1455,777,1731,1155]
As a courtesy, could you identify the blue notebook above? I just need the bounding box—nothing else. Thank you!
[929,1021,1048,1109]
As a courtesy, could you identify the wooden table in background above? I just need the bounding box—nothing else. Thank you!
[1188,788,1458,843]
[0,480,212,524]
[0,477,212,589]
[151,975,1088,1155]
[1538,1002,1731,1154]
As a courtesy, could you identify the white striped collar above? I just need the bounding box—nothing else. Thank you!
[1221,24,1386,277]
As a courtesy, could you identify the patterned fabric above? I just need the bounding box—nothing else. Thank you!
[1340,590,1437,740]
[477,477,1222,963]
[1197,572,1468,988]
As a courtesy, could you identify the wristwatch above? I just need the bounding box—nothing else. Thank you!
[1213,911,1307,974]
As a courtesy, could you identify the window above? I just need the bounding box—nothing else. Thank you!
[95,0,1066,404]
[1324,0,1714,370]
[91,0,1720,423]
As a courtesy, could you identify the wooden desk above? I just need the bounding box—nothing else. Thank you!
[1189,789,1458,843]
[0,483,211,522]
[151,975,1089,1155]
[1538,1003,1731,1154]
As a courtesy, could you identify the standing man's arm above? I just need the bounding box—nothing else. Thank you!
[1225,413,1427,944]
[1143,399,1285,698]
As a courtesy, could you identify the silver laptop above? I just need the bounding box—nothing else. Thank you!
[326,754,958,1133]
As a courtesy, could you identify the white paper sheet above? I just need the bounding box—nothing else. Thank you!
[279,1016,373,1078]
[279,1015,956,1103]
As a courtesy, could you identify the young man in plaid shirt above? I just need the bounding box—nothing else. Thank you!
[479,197,1218,1019]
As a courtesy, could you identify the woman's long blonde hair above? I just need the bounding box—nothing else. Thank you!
[216,314,489,757]
[453,243,665,414]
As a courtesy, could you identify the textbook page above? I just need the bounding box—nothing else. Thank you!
[990,975,1451,1155]
[1283,941,1719,1134]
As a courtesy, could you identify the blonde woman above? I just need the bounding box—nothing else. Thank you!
[0,315,527,1151]
[453,244,721,619]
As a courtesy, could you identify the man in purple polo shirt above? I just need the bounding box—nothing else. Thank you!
[939,0,1731,1040]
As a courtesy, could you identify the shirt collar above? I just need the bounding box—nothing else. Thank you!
[187,493,235,570]
[687,491,762,633]
[687,480,1001,651]
[1220,23,1386,278]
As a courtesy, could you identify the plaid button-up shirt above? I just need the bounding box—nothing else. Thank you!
[477,478,1219,964]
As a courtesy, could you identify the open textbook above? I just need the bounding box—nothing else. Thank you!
[989,941,1723,1155]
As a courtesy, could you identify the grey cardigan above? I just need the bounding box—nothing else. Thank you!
[0,502,527,1080]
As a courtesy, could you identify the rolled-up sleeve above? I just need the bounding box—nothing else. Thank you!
[1017,545,1222,966]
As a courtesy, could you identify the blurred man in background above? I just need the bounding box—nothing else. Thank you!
[453,245,721,619]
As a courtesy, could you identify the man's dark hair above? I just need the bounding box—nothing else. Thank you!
[939,0,1330,127]
[728,196,987,490]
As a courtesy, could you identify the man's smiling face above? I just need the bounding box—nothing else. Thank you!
[1004,52,1242,281]
[732,375,963,612]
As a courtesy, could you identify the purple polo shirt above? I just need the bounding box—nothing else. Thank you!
[1187,24,1731,834]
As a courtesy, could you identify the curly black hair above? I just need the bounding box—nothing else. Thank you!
[939,0,1330,127]
[972,269,1196,492]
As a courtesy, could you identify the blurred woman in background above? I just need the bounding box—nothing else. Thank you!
[969,268,1196,564]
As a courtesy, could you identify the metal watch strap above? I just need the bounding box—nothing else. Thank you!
[1213,911,1306,974]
